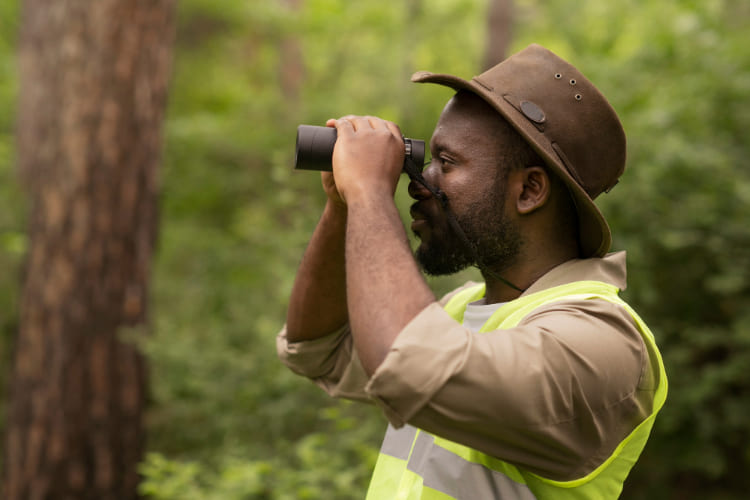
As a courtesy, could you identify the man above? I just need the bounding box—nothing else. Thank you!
[277,44,667,499]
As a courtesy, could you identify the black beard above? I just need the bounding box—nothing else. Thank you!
[414,193,522,277]
[416,233,472,276]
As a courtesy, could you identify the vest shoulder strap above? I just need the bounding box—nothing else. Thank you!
[443,280,620,331]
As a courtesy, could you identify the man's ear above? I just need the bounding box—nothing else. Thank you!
[516,166,551,215]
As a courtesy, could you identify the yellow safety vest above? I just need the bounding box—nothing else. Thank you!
[365,280,668,499]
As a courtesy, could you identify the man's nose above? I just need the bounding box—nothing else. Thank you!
[408,162,437,200]
[408,176,433,200]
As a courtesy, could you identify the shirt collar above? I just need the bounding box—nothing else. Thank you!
[522,251,628,297]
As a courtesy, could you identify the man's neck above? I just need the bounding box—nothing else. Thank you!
[482,246,580,304]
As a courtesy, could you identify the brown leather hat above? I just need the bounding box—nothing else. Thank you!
[411,44,626,258]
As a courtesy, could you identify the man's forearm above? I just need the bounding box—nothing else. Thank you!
[285,200,348,342]
[345,194,435,376]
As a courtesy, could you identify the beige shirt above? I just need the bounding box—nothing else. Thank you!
[277,251,660,481]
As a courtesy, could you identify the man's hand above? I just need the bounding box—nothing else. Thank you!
[326,116,405,204]
[321,171,346,208]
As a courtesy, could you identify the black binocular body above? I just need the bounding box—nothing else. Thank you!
[294,125,425,172]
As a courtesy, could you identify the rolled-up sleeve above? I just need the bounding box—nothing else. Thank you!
[276,283,480,404]
[277,324,372,402]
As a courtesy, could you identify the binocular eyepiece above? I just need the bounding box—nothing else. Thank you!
[294,125,425,172]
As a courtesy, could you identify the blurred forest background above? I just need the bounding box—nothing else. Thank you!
[0,0,749,498]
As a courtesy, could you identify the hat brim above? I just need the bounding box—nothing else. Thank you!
[411,71,611,258]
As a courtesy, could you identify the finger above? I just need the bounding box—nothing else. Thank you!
[334,117,356,137]
[384,121,404,142]
[365,116,386,130]
[350,116,378,131]
[336,115,362,131]
[321,171,335,185]
[365,117,402,142]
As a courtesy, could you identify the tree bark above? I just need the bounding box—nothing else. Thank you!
[279,0,305,101]
[482,0,514,70]
[4,1,176,498]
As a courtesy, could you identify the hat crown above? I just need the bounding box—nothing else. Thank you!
[473,44,626,198]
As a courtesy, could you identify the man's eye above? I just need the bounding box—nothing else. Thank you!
[422,155,454,170]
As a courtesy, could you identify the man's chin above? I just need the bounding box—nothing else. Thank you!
[415,245,471,277]
[414,246,437,275]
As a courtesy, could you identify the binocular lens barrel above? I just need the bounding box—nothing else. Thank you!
[294,125,425,172]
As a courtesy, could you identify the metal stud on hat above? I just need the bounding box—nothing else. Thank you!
[411,44,626,258]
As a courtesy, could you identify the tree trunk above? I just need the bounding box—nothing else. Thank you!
[482,0,514,70]
[279,0,304,101]
[4,1,176,498]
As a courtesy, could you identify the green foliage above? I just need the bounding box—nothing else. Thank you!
[139,404,380,499]
[1,0,750,498]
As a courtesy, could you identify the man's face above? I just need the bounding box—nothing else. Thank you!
[409,91,523,276]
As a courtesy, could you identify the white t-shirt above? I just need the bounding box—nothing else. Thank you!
[462,299,506,333]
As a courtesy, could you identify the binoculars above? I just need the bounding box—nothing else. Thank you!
[294,125,425,172]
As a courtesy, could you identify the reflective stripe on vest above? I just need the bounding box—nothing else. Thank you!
[365,280,668,500]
